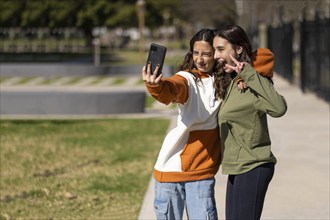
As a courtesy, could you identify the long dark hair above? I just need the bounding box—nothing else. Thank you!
[214,25,252,63]
[213,25,253,99]
[178,28,214,82]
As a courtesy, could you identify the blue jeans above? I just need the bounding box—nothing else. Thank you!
[154,177,218,220]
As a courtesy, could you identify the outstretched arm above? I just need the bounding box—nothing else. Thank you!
[141,63,189,105]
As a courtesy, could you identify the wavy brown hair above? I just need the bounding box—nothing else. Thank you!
[178,28,215,82]
[213,25,253,100]
[213,62,233,100]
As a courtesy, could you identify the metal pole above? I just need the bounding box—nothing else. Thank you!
[136,0,145,63]
[93,38,100,66]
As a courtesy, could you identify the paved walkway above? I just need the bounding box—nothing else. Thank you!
[138,74,330,220]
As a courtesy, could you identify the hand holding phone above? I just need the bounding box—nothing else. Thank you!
[142,61,163,85]
[145,43,167,77]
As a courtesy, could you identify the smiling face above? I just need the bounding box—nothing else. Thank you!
[193,40,215,74]
[213,36,242,73]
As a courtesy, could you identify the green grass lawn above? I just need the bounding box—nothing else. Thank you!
[0,118,169,219]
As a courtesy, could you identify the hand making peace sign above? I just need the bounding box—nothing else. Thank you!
[225,54,249,90]
[224,54,248,74]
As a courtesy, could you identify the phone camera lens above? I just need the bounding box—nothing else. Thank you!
[151,46,157,52]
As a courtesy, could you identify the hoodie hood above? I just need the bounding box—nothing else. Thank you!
[252,48,274,78]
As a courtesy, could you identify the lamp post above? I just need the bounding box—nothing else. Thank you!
[163,10,170,42]
[136,0,145,63]
[93,38,100,66]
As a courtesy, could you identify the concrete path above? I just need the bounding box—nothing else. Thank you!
[138,74,330,220]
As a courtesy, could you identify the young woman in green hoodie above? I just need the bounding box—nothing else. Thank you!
[213,25,287,220]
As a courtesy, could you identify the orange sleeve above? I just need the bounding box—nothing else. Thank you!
[251,48,274,78]
[145,74,189,105]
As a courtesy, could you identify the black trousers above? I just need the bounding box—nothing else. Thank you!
[226,163,275,220]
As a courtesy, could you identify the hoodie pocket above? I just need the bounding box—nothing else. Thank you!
[180,128,221,172]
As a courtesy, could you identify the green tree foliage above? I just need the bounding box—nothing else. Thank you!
[48,0,83,28]
[145,0,181,29]
[103,1,138,28]
[0,0,25,27]
[0,0,181,29]
[20,0,50,27]
[0,0,236,41]
[0,0,180,44]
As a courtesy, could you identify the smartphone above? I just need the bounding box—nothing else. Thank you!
[146,43,167,77]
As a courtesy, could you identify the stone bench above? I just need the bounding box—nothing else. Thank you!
[0,87,146,115]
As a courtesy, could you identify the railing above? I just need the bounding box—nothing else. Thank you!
[266,16,329,102]
[300,15,330,101]
[267,23,294,83]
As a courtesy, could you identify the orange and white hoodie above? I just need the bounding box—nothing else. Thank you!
[145,48,274,183]
[146,70,221,183]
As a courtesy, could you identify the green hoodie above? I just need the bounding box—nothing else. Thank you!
[218,64,287,175]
